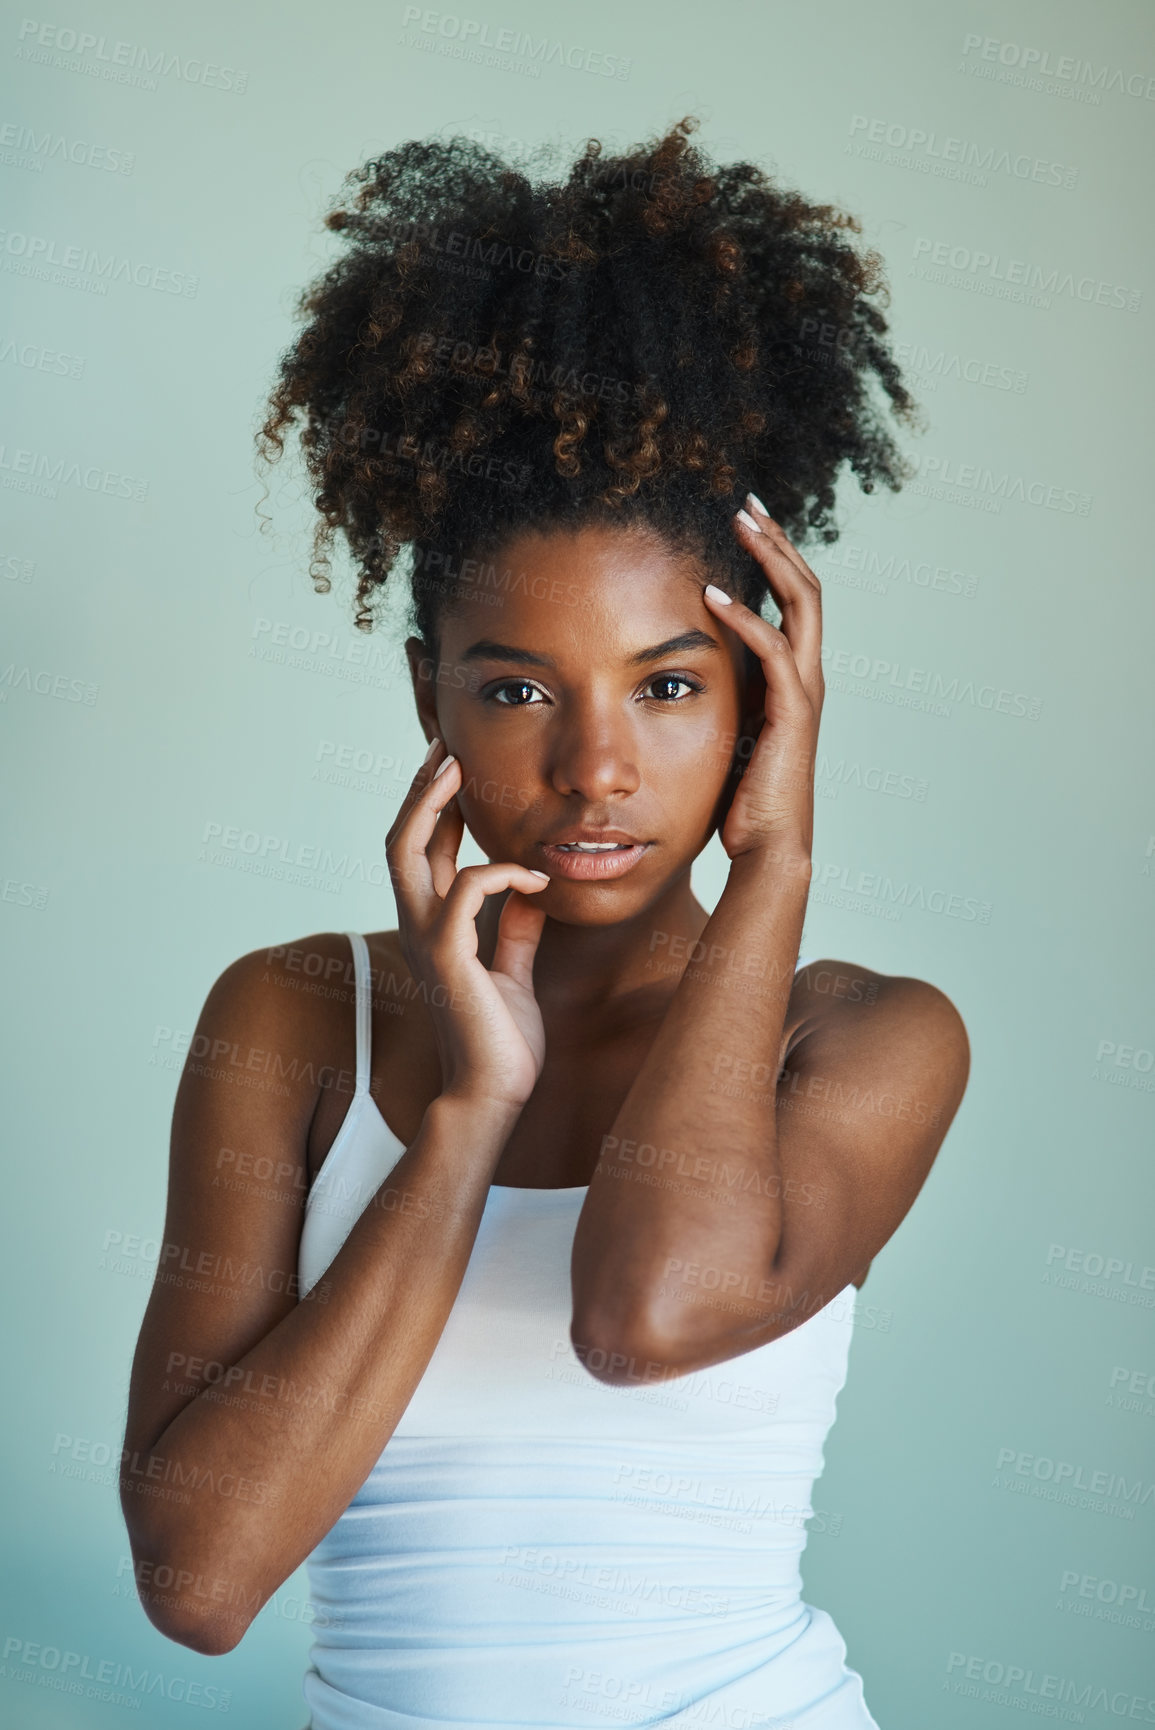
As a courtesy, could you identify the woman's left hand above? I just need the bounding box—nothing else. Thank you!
[702,494,824,862]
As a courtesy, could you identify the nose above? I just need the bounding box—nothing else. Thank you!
[545,700,641,802]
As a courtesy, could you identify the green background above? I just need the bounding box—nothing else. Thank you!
[2,0,1153,1723]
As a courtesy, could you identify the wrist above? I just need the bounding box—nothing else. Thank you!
[433,1088,524,1139]
[726,838,813,886]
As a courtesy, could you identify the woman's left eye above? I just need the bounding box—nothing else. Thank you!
[643,675,702,702]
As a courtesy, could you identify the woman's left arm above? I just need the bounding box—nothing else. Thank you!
[570,498,970,1381]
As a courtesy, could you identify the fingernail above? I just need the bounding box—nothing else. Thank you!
[432,754,456,779]
[746,492,769,518]
[422,736,441,765]
[704,582,732,604]
[735,507,762,534]
[528,869,550,879]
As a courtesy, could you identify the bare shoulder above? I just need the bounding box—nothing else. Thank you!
[211,927,423,1033]
[193,929,399,1136]
[221,926,433,1124]
[204,928,363,1047]
[122,929,365,1472]
[785,958,970,1184]
[790,956,969,1072]
[785,956,970,1189]
[776,959,969,1292]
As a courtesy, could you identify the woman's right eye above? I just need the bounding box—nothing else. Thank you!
[488,681,547,706]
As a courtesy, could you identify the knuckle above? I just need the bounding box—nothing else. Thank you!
[442,866,481,902]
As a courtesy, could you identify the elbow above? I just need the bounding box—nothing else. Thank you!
[137,1570,254,1655]
[121,1524,256,1655]
[569,1306,685,1387]
[146,1602,248,1658]
[570,1295,792,1382]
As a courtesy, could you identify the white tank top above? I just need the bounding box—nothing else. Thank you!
[296,932,878,1729]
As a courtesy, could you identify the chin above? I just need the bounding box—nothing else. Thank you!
[539,894,655,930]
[537,857,690,924]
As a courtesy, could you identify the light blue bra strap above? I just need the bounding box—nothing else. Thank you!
[343,931,372,1097]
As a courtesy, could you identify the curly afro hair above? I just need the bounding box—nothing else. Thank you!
[256,116,919,651]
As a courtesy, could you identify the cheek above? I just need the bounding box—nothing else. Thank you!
[446,704,533,821]
[454,775,534,831]
[666,710,742,791]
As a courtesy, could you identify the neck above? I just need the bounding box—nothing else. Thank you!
[475,868,710,1022]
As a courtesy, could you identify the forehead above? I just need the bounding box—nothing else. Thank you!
[438,522,710,652]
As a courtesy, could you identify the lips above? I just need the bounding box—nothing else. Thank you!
[541,828,643,848]
[537,832,651,881]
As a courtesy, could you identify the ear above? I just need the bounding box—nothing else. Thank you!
[405,636,441,744]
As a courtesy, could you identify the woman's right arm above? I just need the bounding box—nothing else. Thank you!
[122,737,549,1655]
[121,939,522,1656]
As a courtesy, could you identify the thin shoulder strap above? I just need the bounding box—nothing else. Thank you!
[343,931,371,1097]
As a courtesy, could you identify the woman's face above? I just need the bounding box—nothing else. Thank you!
[405,521,756,925]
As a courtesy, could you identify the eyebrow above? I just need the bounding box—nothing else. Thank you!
[458,629,723,669]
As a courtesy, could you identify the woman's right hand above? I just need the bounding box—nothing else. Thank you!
[385,736,550,1111]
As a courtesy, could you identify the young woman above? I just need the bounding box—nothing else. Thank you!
[121,119,969,1728]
